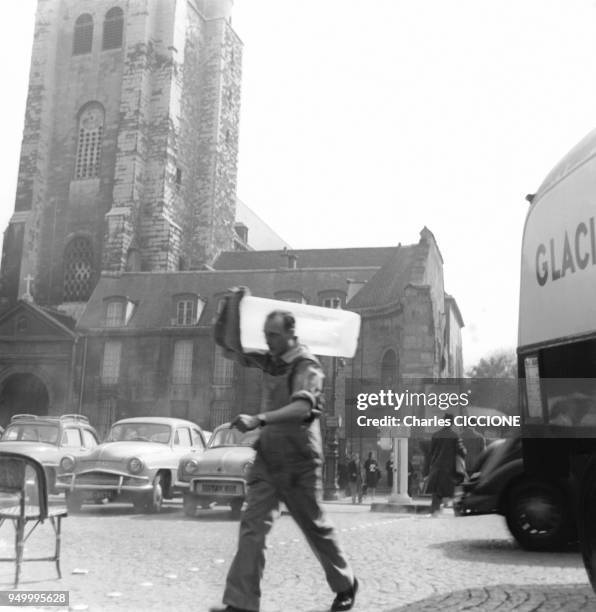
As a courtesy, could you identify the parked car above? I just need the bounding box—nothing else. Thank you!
[178,423,259,518]
[57,417,208,513]
[455,436,576,551]
[0,414,99,494]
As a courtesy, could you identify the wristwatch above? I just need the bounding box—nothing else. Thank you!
[257,414,267,427]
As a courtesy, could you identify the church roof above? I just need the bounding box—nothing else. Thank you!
[77,266,383,331]
[346,245,419,309]
[78,235,456,329]
[213,247,398,270]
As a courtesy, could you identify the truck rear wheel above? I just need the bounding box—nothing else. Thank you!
[505,479,574,551]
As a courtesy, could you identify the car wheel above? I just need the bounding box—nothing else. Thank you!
[230,499,243,519]
[147,473,164,513]
[135,474,164,513]
[505,479,574,551]
[579,456,596,591]
[65,491,84,514]
[183,493,197,518]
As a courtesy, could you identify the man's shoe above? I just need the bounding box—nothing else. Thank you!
[331,577,359,611]
[209,606,253,612]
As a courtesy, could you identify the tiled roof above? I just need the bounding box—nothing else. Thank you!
[346,245,419,309]
[213,247,399,271]
[77,266,382,331]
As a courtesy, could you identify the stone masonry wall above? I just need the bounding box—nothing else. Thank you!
[136,0,182,272]
[179,8,242,268]
[40,0,127,300]
[0,0,61,306]
[109,0,155,273]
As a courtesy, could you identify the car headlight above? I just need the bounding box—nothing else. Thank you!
[60,455,75,472]
[128,457,144,474]
[183,459,199,476]
[241,462,253,476]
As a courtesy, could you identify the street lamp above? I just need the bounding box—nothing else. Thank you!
[323,357,343,500]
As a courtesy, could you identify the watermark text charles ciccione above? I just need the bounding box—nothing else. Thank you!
[354,389,521,428]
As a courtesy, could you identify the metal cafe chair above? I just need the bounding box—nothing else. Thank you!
[0,451,67,588]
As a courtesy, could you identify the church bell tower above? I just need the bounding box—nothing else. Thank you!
[0,0,242,314]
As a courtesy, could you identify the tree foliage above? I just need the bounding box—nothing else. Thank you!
[466,349,517,379]
[465,350,518,416]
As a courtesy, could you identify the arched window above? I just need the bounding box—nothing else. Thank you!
[73,14,93,55]
[381,349,398,388]
[103,7,124,50]
[75,103,104,180]
[63,237,94,302]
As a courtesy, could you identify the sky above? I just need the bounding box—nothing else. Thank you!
[3,0,596,369]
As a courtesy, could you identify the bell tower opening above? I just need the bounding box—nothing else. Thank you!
[0,374,49,426]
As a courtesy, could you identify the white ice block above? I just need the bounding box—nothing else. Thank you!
[239,296,361,358]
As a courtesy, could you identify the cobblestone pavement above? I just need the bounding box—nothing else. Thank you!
[0,498,593,611]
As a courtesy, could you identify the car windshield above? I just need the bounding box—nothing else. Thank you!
[1,424,60,444]
[209,426,260,448]
[106,423,171,444]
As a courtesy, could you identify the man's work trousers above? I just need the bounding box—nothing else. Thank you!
[223,463,354,611]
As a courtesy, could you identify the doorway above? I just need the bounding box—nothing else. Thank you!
[0,373,50,427]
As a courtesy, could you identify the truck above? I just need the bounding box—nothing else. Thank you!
[519,127,596,589]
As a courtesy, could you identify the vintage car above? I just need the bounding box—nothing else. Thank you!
[57,417,207,513]
[0,414,99,494]
[455,436,576,551]
[178,423,259,518]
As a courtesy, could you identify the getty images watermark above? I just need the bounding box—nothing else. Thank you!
[354,389,521,428]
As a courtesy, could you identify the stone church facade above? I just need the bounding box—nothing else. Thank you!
[0,1,464,460]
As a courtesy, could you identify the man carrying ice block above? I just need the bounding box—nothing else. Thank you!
[210,287,358,612]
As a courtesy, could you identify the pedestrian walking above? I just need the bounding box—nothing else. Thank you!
[386,457,394,489]
[461,424,486,473]
[211,292,358,612]
[363,452,381,500]
[347,453,362,504]
[423,413,467,516]
[337,454,349,498]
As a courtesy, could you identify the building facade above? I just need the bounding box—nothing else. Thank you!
[0,2,464,476]
[58,236,463,443]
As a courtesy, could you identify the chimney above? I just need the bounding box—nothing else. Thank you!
[280,248,298,269]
